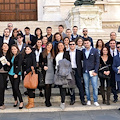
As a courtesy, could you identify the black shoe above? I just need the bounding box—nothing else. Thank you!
[118,108,120,110]
[45,101,52,107]
[113,99,118,103]
[13,102,18,107]
[39,92,44,97]
[24,91,28,95]
[81,101,86,105]
[19,106,23,109]
[70,101,75,105]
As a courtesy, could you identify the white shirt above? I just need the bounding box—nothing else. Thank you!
[17,42,23,51]
[3,37,10,44]
[35,47,42,62]
[55,52,64,69]
[9,30,13,37]
[69,49,77,68]
[110,48,117,57]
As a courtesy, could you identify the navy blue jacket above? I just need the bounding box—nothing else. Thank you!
[82,48,99,73]
[112,54,120,81]
[0,37,15,49]
[71,34,82,41]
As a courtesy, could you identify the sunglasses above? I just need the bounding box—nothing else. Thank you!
[117,46,120,48]
[69,44,75,46]
[83,31,87,32]
[8,25,13,27]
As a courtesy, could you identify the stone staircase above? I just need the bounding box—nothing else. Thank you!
[2,80,120,113]
[0,21,120,45]
[1,21,120,112]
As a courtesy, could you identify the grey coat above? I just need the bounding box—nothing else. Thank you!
[54,59,76,88]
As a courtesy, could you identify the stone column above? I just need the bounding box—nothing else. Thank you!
[67,5,103,32]
[37,0,44,21]
[42,0,63,21]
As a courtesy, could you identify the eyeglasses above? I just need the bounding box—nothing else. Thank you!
[83,31,87,32]
[117,46,120,48]
[69,44,75,46]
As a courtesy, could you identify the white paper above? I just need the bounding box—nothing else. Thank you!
[89,70,95,77]
[117,66,120,70]
[0,56,7,65]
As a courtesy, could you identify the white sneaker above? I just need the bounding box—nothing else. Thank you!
[87,101,91,106]
[60,103,65,110]
[94,102,100,107]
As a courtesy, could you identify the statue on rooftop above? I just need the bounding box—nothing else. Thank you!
[74,0,95,6]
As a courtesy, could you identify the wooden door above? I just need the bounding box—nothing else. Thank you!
[18,0,37,21]
[0,0,37,21]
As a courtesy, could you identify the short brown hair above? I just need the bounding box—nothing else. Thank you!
[52,32,63,42]
[75,37,83,45]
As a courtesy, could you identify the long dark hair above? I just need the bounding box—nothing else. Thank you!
[34,27,43,38]
[96,39,105,48]
[35,39,42,51]
[42,42,55,58]
[11,28,18,38]
[100,46,111,57]
[1,43,10,55]
[56,41,65,55]
[10,44,20,57]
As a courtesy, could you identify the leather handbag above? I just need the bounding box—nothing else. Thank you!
[37,67,45,87]
[98,65,111,79]
[24,66,38,89]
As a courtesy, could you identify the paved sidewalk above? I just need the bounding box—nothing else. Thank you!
[0,110,120,120]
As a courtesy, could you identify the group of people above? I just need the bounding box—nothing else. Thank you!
[0,23,120,111]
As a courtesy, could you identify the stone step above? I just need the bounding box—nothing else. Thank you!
[4,94,119,104]
[0,21,66,35]
[1,101,120,113]
[0,21,120,45]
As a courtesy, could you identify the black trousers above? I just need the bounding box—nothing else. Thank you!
[100,78,111,88]
[0,73,8,106]
[9,75,23,103]
[70,68,85,102]
[45,84,51,103]
[110,71,118,100]
[27,89,35,98]
[59,85,66,103]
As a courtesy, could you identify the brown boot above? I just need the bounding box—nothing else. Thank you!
[25,96,30,108]
[26,98,35,109]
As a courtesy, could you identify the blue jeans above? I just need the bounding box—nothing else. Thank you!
[83,73,98,102]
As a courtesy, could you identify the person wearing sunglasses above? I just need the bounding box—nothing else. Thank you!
[112,42,120,110]
[68,40,86,106]
[82,28,94,47]
[7,23,13,37]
